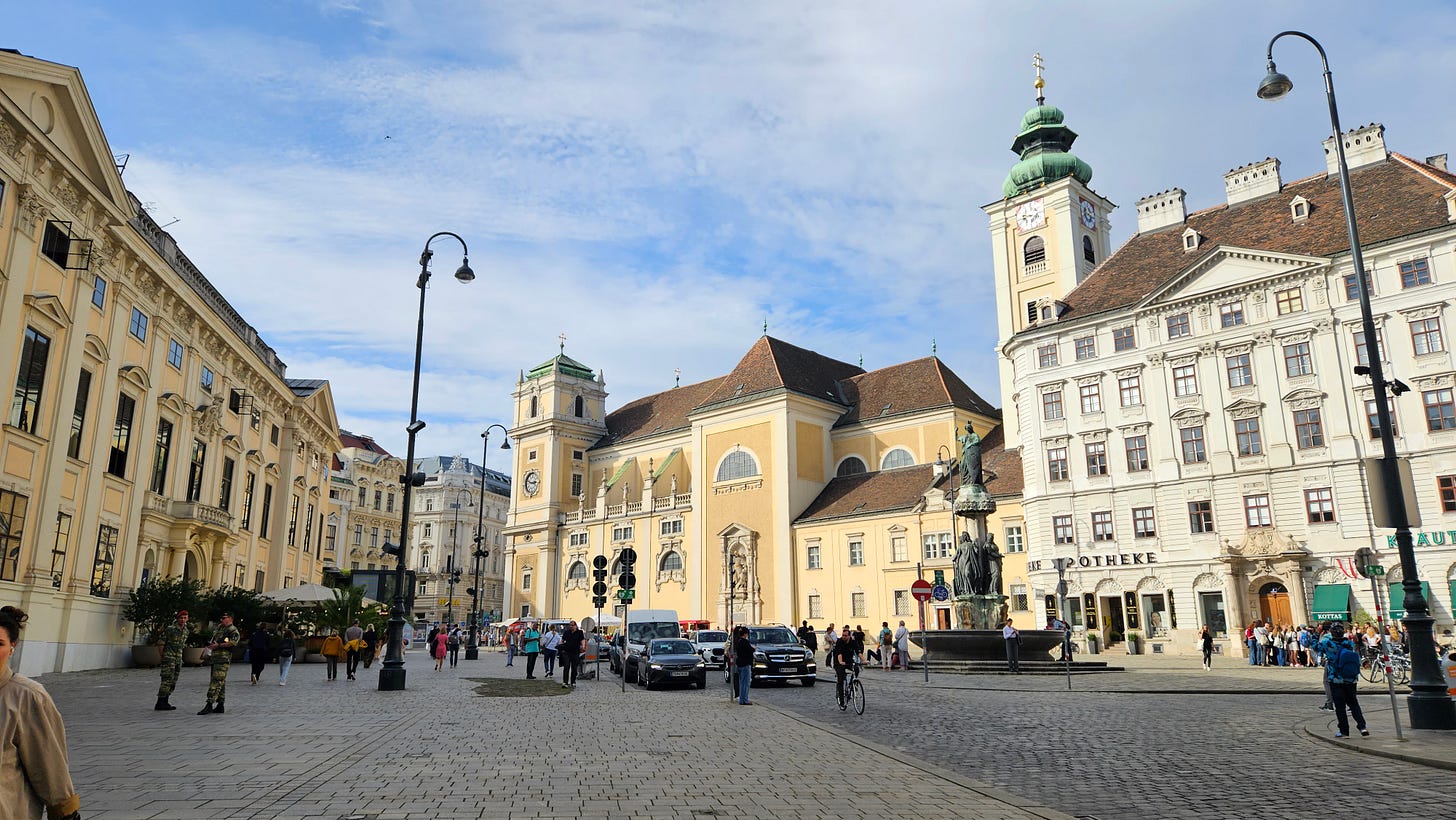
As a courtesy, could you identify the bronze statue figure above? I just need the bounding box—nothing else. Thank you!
[958,422,983,489]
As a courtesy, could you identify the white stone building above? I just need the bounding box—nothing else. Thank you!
[410,455,509,626]
[990,90,1456,655]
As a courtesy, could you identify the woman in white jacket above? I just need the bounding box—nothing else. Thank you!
[894,621,911,671]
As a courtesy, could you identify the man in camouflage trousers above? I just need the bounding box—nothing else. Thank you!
[199,612,240,715]
[154,610,189,711]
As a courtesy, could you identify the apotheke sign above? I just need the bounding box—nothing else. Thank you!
[1027,552,1159,573]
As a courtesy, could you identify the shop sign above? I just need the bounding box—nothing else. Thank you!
[1027,552,1158,572]
[1385,531,1456,547]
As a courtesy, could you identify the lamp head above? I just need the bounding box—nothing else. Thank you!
[454,257,475,283]
[1257,61,1293,100]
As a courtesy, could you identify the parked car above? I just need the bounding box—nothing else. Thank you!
[727,625,817,687]
[637,638,707,689]
[613,609,681,684]
[690,629,728,669]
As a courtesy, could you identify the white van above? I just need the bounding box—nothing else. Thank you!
[613,609,680,684]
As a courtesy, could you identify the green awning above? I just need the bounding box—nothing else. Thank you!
[1311,584,1351,622]
[1387,581,1433,621]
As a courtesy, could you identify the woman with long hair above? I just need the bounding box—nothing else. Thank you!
[1198,624,1214,671]
[1,606,81,819]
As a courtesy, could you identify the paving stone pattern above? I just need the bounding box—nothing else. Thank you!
[45,656,1068,820]
[755,664,1456,820]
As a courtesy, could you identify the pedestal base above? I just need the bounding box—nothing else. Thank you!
[378,665,406,691]
[464,647,480,660]
[953,594,1008,630]
[1408,691,1456,730]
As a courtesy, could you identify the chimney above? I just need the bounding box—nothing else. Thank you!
[1135,188,1187,233]
[1427,154,1449,172]
[1223,157,1282,205]
[1323,123,1387,175]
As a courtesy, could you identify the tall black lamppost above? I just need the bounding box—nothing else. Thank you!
[1258,31,1455,730]
[466,423,509,660]
[445,487,472,626]
[379,232,473,692]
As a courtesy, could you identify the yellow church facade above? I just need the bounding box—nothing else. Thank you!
[502,337,1027,633]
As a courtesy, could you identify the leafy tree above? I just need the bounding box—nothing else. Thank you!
[318,585,388,634]
[121,576,205,644]
[200,585,278,635]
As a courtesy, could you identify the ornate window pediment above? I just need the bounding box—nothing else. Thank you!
[1224,398,1265,420]
[1113,364,1144,379]
[1399,303,1446,322]
[1074,373,1103,387]
[1414,373,1456,391]
[1169,351,1200,368]
[1079,429,1109,442]
[1281,387,1325,410]
[1218,340,1255,356]
[1170,408,1208,429]
[1118,422,1151,435]
[1037,379,1067,392]
[1041,434,1071,447]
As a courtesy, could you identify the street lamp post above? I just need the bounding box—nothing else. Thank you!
[446,488,472,626]
[1258,31,1455,730]
[936,444,961,545]
[467,424,510,660]
[379,232,474,692]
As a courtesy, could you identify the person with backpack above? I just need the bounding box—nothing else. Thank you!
[876,622,894,670]
[1321,624,1368,738]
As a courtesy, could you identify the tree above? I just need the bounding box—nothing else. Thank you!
[122,576,205,644]
[201,585,278,635]
[318,585,387,634]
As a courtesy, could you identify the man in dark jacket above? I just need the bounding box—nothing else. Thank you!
[558,620,586,689]
[1322,624,1368,738]
[797,621,818,652]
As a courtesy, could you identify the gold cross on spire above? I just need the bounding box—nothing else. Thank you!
[558,332,567,354]
[1033,52,1045,103]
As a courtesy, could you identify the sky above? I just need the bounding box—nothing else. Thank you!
[13,1,1456,464]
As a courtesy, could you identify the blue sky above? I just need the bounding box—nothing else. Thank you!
[14,1,1456,461]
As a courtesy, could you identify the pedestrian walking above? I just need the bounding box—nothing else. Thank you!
[1314,622,1336,710]
[1198,625,1214,671]
[1047,615,1071,662]
[322,630,345,681]
[448,626,463,668]
[0,606,82,820]
[344,620,364,680]
[559,620,586,689]
[154,609,188,711]
[1245,621,1259,665]
[505,627,517,666]
[1002,617,1021,673]
[248,623,272,685]
[823,623,838,667]
[1322,624,1368,738]
[522,622,542,679]
[894,620,910,670]
[541,625,561,676]
[797,620,817,651]
[851,625,866,663]
[198,613,240,715]
[277,630,296,685]
[362,624,378,668]
[734,625,755,705]
[432,628,449,671]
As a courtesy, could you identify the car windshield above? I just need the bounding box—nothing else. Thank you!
[748,627,797,644]
[628,622,681,642]
[651,640,695,655]
[696,631,727,644]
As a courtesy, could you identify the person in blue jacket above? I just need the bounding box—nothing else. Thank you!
[1320,623,1368,738]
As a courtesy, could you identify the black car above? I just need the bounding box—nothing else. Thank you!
[728,625,817,686]
[637,638,707,689]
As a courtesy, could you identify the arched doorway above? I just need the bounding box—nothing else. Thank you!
[1257,581,1291,626]
[183,551,200,582]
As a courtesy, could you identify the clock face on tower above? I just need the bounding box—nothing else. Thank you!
[1080,198,1097,229]
[1016,199,1045,232]
[523,470,541,496]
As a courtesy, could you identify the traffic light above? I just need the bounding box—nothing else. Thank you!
[382,541,402,558]
[450,568,462,585]
[466,587,477,597]
[592,554,609,609]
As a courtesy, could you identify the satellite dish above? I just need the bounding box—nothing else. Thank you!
[581,616,596,634]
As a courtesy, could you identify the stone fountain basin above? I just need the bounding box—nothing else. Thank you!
[909,629,1063,661]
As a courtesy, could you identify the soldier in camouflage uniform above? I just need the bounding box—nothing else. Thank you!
[154,610,189,711]
[198,612,240,715]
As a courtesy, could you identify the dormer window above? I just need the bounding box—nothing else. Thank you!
[1182,228,1201,252]
[1290,195,1310,222]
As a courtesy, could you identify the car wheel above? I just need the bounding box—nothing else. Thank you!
[802,677,815,687]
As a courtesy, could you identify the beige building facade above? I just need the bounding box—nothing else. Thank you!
[502,338,1024,633]
[408,455,510,626]
[0,51,341,675]
[991,87,1456,655]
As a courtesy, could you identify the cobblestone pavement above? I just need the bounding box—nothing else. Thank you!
[754,664,1456,820]
[43,655,1070,820]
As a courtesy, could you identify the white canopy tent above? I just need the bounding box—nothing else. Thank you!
[261,583,379,606]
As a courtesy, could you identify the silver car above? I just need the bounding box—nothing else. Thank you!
[691,629,729,669]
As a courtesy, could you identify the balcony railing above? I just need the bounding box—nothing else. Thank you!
[559,492,693,525]
[169,500,234,530]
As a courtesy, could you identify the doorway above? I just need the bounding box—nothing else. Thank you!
[1257,582,1291,626]
[1100,595,1126,644]
[936,608,951,629]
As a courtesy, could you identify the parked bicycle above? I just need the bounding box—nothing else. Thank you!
[1360,649,1411,685]
[836,658,865,715]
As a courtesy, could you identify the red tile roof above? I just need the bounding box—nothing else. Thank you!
[339,430,391,456]
[1055,155,1456,322]
[695,336,863,410]
[795,464,937,523]
[837,356,996,426]
[600,376,727,447]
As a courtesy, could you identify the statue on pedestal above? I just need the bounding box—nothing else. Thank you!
[952,532,979,597]
[957,422,983,491]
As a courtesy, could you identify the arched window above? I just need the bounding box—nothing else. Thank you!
[880,448,914,470]
[529,395,538,417]
[574,395,585,417]
[659,551,683,572]
[836,457,867,477]
[567,561,587,580]
[1083,235,1096,264]
[1023,236,1046,267]
[715,450,760,482]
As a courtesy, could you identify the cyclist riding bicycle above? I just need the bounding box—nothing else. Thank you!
[832,629,857,697]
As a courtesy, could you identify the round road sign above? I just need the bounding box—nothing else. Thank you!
[931,584,950,602]
[911,579,933,602]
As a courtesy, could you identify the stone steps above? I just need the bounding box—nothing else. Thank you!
[909,659,1126,675]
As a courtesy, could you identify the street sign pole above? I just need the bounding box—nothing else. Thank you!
[1368,569,1405,741]
[917,562,928,683]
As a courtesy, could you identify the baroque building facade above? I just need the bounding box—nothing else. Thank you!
[332,430,404,574]
[502,338,1026,632]
[408,454,510,626]
[991,85,1456,655]
[0,51,341,675]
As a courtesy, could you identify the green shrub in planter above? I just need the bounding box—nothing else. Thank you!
[121,576,205,645]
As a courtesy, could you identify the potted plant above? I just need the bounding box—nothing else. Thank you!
[121,576,204,667]
[201,585,278,661]
[1126,630,1143,654]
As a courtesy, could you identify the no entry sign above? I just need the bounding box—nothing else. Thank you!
[911,579,933,602]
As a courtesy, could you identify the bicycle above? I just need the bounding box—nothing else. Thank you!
[835,659,865,715]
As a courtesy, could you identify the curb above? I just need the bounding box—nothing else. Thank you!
[1298,705,1456,772]
[757,700,1077,820]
